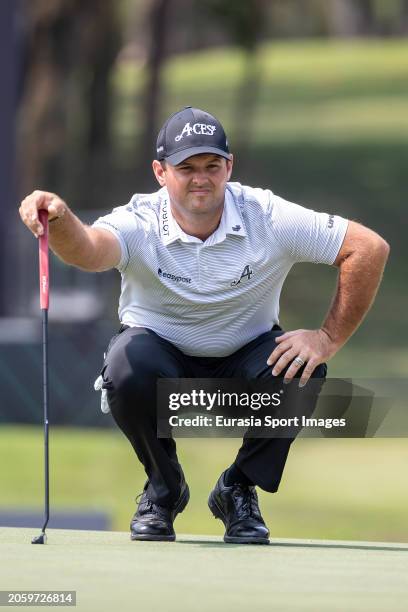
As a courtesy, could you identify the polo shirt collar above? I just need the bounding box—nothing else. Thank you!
[223,188,247,239]
[159,187,246,246]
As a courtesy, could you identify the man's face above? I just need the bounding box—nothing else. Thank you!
[152,153,233,217]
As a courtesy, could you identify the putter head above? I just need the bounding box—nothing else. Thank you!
[32,533,47,545]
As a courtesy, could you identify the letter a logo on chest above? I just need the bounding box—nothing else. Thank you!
[231,265,253,286]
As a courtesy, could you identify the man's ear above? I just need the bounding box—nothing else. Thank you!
[152,160,166,186]
[226,155,233,181]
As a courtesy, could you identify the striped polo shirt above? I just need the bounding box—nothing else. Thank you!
[93,182,348,357]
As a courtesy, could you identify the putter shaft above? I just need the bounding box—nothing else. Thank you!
[41,307,50,534]
[32,210,50,544]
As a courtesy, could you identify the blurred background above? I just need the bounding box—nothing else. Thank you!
[0,0,407,541]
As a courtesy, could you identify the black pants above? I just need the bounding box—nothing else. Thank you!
[101,326,326,507]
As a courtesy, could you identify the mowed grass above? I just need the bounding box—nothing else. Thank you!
[2,528,408,612]
[1,426,407,542]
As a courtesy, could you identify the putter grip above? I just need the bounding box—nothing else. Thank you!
[38,209,49,310]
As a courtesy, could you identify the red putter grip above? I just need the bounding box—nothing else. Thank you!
[38,210,49,310]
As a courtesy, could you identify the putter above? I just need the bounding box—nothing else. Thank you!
[32,210,50,545]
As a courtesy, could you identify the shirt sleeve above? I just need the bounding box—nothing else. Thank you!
[268,194,349,265]
[92,205,137,272]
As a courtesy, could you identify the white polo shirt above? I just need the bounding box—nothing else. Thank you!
[93,182,348,357]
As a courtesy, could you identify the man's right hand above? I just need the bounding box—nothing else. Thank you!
[19,189,121,272]
[19,190,67,238]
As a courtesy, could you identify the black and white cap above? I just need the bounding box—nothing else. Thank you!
[156,106,231,165]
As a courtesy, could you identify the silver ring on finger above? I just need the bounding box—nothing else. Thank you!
[294,356,305,367]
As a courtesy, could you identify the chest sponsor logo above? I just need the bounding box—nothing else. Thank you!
[231,264,253,286]
[327,214,334,229]
[158,268,192,284]
[175,122,217,142]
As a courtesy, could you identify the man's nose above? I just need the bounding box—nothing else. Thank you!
[191,171,208,184]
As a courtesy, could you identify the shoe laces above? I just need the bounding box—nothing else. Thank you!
[135,491,170,519]
[232,484,258,519]
[135,492,144,505]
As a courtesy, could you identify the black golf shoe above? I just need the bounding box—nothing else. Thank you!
[208,470,270,544]
[130,476,190,542]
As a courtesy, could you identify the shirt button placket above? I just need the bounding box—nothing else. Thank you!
[201,248,210,285]
[196,244,202,286]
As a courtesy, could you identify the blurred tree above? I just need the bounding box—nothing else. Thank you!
[1,0,17,316]
[205,0,270,170]
[137,0,173,186]
[327,0,408,36]
[358,0,375,34]
[75,1,121,208]
[373,0,408,35]
[402,0,408,32]
[327,0,368,36]
[16,0,121,207]
[206,0,267,51]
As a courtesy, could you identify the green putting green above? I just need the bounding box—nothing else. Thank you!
[1,527,407,612]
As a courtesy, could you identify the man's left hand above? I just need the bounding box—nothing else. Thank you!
[266,329,338,387]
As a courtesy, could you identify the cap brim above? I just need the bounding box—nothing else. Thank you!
[164,147,232,166]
